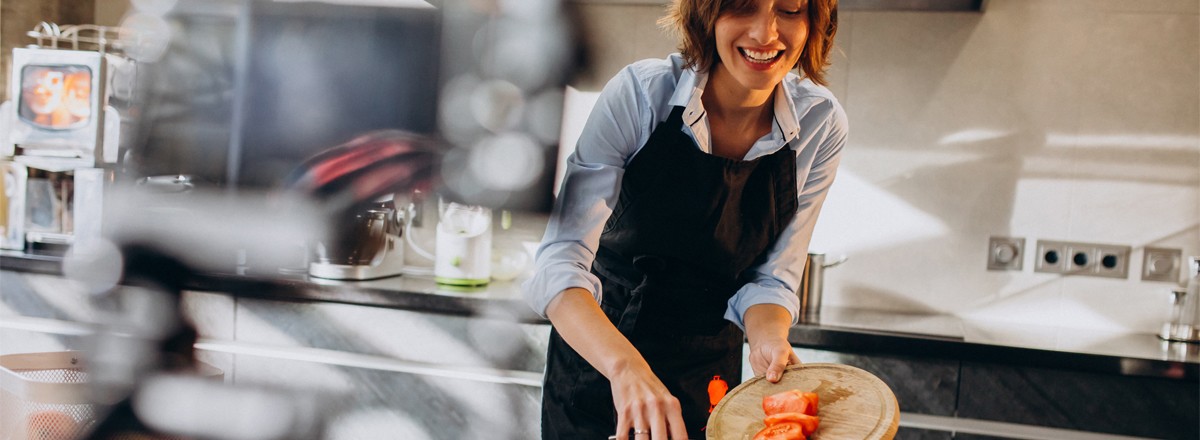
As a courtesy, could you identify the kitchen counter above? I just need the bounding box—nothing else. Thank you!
[3,250,1197,381]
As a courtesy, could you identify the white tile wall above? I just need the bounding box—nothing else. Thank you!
[569,1,1200,333]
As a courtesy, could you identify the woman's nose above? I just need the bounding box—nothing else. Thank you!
[748,12,779,44]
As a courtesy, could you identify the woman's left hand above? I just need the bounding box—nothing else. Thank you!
[743,304,802,383]
[748,336,801,383]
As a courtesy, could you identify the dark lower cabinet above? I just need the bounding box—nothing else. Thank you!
[794,348,959,416]
[957,362,1198,440]
[797,347,1198,440]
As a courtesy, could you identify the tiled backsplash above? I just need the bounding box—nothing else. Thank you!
[568,0,1199,333]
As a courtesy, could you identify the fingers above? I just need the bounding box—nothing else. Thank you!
[633,408,648,440]
[663,397,688,440]
[609,362,691,439]
[616,395,687,439]
[766,348,789,382]
[649,403,667,440]
[763,342,798,383]
[616,409,630,440]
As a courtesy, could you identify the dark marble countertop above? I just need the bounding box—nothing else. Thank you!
[4,250,1196,381]
[790,307,1198,381]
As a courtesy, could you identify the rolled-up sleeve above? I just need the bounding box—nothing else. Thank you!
[522,66,654,317]
[725,100,848,329]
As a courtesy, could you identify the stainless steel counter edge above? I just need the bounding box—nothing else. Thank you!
[3,251,1196,381]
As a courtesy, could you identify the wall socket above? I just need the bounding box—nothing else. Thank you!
[1142,247,1183,282]
[1034,240,1131,279]
[987,236,1024,271]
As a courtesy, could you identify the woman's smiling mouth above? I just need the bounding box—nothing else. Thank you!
[737,47,784,71]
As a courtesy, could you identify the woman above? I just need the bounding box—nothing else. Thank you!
[523,0,844,438]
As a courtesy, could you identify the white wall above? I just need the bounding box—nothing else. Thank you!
[570,0,1200,333]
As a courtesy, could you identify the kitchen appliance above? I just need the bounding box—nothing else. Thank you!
[799,253,847,321]
[1160,257,1200,343]
[434,202,491,286]
[309,201,406,280]
[0,28,129,250]
[3,48,118,161]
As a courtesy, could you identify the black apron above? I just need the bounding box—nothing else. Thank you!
[541,106,798,439]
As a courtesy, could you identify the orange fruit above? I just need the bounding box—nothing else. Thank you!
[26,410,79,440]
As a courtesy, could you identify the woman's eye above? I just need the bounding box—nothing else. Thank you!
[781,8,806,16]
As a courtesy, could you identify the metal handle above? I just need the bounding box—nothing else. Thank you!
[822,254,849,268]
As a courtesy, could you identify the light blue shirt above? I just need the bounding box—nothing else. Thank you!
[523,54,847,330]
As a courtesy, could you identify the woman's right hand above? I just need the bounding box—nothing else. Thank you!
[609,361,690,440]
[545,289,691,439]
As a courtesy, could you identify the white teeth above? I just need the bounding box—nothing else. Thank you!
[741,49,781,62]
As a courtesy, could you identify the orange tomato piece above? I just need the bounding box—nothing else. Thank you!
[764,412,820,436]
[763,390,816,416]
[801,392,819,416]
[752,421,807,440]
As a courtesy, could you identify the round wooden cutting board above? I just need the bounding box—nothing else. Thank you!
[706,363,899,440]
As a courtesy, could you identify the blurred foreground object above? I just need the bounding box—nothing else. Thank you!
[75,245,327,440]
[22,0,588,438]
[124,0,585,212]
[437,0,588,211]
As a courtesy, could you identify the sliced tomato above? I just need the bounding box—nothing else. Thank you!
[752,421,807,440]
[764,412,820,436]
[800,392,819,416]
[763,390,811,416]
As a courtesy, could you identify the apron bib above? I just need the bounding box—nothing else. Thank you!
[541,106,798,439]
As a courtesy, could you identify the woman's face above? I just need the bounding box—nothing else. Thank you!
[713,0,810,93]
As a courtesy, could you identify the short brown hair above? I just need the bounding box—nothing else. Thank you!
[658,0,838,86]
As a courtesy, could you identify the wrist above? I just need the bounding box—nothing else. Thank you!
[744,304,792,341]
[605,353,650,381]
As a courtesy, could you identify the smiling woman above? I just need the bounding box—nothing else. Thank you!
[524,0,845,438]
[661,0,837,87]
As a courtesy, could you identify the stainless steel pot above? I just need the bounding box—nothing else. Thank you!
[799,253,846,321]
[315,202,397,267]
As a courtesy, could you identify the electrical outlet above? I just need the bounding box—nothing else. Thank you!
[1091,243,1132,279]
[1035,240,1131,278]
[987,236,1024,271]
[1034,240,1071,274]
[1142,247,1183,282]
[1064,243,1095,273]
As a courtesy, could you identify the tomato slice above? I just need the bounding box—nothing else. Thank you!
[801,392,819,416]
[748,422,806,440]
[752,421,807,440]
[764,412,820,436]
[763,390,812,416]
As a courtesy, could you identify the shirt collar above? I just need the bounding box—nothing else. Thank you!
[670,68,707,123]
[671,68,803,144]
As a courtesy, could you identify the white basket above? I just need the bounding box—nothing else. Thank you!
[1,351,224,440]
[0,351,93,440]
